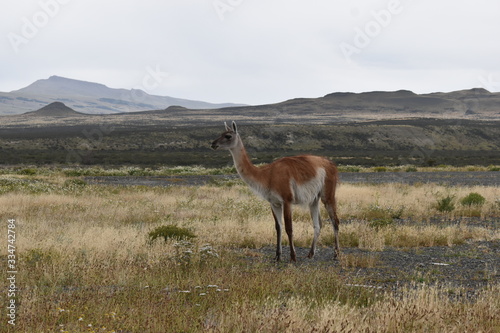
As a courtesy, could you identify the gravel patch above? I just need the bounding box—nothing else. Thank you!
[245,238,500,295]
[85,171,500,187]
[339,171,500,186]
[84,175,239,187]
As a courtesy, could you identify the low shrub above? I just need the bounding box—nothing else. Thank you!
[17,168,38,176]
[435,195,455,212]
[460,192,486,207]
[148,225,196,243]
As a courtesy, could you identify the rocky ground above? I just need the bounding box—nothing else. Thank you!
[251,237,500,297]
[84,171,500,187]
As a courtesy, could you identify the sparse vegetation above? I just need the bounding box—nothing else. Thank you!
[369,218,394,230]
[373,166,388,172]
[148,225,196,243]
[460,192,486,207]
[1,120,499,166]
[435,195,455,212]
[0,168,499,332]
[405,166,418,172]
[0,164,498,179]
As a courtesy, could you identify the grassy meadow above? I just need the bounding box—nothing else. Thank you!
[1,167,499,332]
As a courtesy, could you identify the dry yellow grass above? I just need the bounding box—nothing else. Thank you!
[220,284,500,333]
[1,176,499,332]
[337,183,500,220]
[1,181,498,255]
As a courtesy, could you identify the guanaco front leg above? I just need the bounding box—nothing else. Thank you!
[271,203,283,262]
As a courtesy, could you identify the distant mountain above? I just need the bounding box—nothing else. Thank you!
[1,77,499,122]
[212,88,500,122]
[124,87,500,123]
[0,76,245,115]
[23,102,85,117]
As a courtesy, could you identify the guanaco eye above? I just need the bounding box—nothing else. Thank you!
[224,134,232,139]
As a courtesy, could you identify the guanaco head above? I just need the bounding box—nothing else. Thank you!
[211,121,239,150]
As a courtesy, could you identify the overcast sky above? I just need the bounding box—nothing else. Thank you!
[1,0,499,105]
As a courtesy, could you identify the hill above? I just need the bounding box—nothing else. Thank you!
[0,76,245,115]
[241,88,500,122]
[23,102,86,117]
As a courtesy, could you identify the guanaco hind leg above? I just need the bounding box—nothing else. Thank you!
[325,202,340,258]
[308,198,322,258]
[283,202,296,262]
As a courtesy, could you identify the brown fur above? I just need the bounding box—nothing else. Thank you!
[212,122,340,262]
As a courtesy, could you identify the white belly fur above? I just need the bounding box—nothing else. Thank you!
[244,177,283,204]
[290,168,325,205]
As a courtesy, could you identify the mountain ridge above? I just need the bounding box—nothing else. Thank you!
[0,76,245,115]
[14,76,110,97]
[1,76,499,122]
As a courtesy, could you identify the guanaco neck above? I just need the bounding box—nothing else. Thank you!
[229,136,260,183]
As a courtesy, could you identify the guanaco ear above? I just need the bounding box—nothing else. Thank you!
[232,121,238,133]
[224,122,231,132]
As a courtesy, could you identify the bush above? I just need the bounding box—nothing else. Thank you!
[460,192,486,207]
[148,225,196,243]
[435,195,455,212]
[17,168,38,175]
